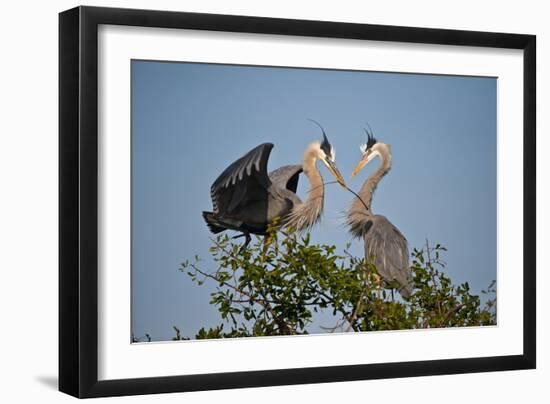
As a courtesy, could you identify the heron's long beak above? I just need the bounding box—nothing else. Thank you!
[323,159,347,188]
[350,153,373,179]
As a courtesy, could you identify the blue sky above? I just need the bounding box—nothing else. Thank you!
[131,60,496,342]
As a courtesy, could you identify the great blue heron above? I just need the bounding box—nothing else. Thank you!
[346,128,413,298]
[203,124,346,247]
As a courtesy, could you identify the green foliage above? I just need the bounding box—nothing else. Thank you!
[178,227,496,339]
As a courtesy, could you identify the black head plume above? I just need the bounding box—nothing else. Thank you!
[363,124,377,150]
[308,119,333,159]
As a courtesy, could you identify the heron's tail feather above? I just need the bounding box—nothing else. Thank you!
[202,211,225,234]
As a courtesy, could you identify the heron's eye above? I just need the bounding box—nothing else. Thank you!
[360,144,367,154]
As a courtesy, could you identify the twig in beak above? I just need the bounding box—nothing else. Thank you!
[344,186,370,212]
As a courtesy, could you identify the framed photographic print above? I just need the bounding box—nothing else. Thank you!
[59,5,536,398]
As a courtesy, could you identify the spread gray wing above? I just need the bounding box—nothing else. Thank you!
[210,143,273,216]
[364,215,413,297]
[268,164,303,194]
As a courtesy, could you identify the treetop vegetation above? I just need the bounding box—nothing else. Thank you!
[171,226,496,340]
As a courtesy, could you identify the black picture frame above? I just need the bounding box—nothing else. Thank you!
[59,5,536,398]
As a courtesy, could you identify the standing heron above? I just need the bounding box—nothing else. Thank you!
[346,129,413,298]
[203,123,347,248]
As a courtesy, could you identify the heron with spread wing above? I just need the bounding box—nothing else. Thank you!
[346,128,413,298]
[203,123,346,248]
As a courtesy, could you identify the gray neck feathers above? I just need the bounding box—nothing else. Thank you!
[347,144,392,238]
[284,143,324,232]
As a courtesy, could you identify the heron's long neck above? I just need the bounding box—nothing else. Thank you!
[285,144,324,232]
[347,145,391,237]
[303,150,325,212]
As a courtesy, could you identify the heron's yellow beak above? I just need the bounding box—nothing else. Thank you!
[350,154,371,179]
[323,158,347,189]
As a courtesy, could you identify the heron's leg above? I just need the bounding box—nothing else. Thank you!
[234,231,252,254]
[233,232,252,244]
[243,232,252,248]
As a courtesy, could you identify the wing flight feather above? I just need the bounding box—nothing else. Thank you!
[210,143,274,216]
